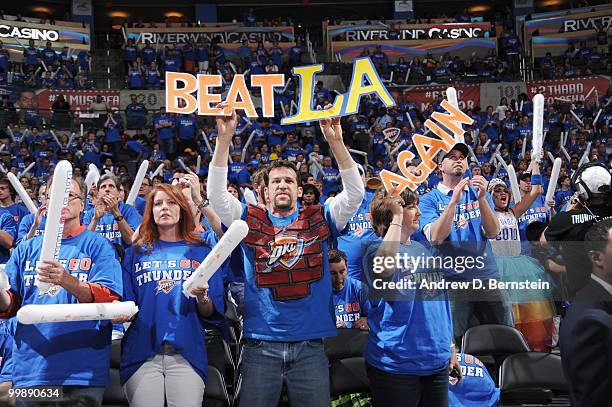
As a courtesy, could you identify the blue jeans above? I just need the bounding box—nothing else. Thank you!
[239,339,330,407]
[366,364,448,407]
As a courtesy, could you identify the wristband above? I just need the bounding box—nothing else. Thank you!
[531,174,542,185]
[197,199,210,212]
[390,222,402,227]
[114,215,124,222]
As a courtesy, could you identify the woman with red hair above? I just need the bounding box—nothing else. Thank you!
[119,183,225,407]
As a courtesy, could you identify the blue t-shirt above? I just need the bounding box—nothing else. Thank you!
[554,189,573,212]
[134,196,147,216]
[154,115,175,141]
[336,191,379,280]
[362,240,453,375]
[4,229,122,387]
[517,194,548,242]
[332,277,369,328]
[322,167,340,195]
[0,319,14,383]
[418,186,499,280]
[177,116,197,140]
[448,353,500,406]
[82,202,142,248]
[16,213,46,246]
[239,204,339,341]
[0,212,16,263]
[120,233,224,385]
[0,203,29,227]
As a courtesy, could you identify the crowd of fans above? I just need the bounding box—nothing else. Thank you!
[0,39,92,89]
[538,40,611,79]
[122,36,306,90]
[0,7,609,407]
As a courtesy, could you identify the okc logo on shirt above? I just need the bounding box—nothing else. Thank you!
[267,236,304,269]
[155,279,176,294]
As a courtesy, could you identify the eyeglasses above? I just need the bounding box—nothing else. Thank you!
[47,193,82,202]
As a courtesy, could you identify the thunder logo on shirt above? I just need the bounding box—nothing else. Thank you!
[437,201,482,229]
[347,212,372,237]
[133,259,201,294]
[267,236,305,269]
[22,257,93,288]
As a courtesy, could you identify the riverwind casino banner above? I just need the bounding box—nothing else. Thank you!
[523,7,612,58]
[326,22,497,61]
[125,25,296,57]
[0,19,91,60]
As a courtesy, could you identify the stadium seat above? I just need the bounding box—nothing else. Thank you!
[204,365,232,407]
[461,324,530,383]
[499,352,569,405]
[324,328,368,360]
[329,357,370,397]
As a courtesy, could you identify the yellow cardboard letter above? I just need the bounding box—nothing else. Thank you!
[281,64,344,125]
[344,57,395,115]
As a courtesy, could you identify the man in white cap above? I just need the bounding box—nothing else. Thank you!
[545,162,612,296]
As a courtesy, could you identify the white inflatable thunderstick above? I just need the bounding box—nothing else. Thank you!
[36,160,73,294]
[183,220,249,298]
[546,158,562,211]
[17,301,139,324]
[7,172,37,214]
[126,160,149,206]
[532,94,544,162]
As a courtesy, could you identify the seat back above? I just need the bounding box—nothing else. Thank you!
[329,357,370,397]
[462,324,530,356]
[204,365,231,406]
[500,352,568,392]
[461,324,531,384]
[324,328,368,360]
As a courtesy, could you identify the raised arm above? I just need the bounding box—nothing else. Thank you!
[510,158,543,219]
[208,106,243,227]
[320,115,365,231]
[426,178,469,243]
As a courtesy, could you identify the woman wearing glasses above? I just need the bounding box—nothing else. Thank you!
[0,176,123,405]
[362,187,461,407]
[119,181,225,407]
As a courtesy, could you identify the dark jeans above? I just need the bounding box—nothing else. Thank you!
[366,364,448,407]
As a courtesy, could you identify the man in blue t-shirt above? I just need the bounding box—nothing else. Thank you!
[125,94,147,130]
[329,249,369,329]
[83,174,141,249]
[208,109,365,407]
[154,107,176,158]
[0,178,29,227]
[419,143,513,343]
[0,177,122,405]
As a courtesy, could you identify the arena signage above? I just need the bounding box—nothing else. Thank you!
[127,26,295,45]
[0,24,59,41]
[166,57,395,125]
[344,27,484,41]
[562,15,612,32]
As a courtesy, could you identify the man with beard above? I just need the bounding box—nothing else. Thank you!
[207,106,364,407]
[418,143,511,344]
[545,162,612,296]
